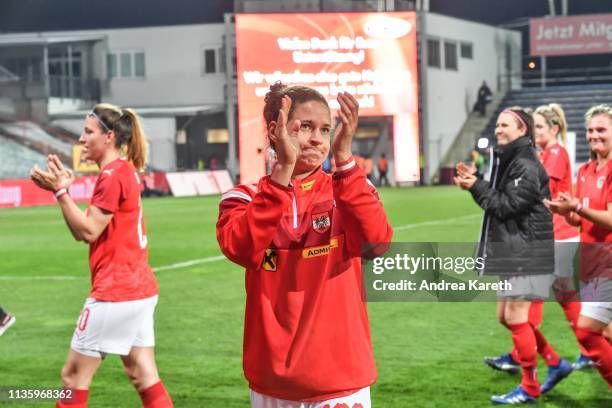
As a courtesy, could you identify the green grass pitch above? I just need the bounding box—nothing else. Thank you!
[0,186,609,407]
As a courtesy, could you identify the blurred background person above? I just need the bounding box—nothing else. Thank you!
[377,153,389,187]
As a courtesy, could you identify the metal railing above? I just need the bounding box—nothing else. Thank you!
[498,66,612,91]
[0,76,107,101]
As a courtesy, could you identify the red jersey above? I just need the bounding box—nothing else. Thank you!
[576,160,612,281]
[539,144,579,240]
[88,158,158,301]
[216,158,393,401]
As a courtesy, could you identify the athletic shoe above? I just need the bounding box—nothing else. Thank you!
[541,359,573,394]
[0,314,15,336]
[484,353,521,374]
[572,354,594,370]
[491,386,537,405]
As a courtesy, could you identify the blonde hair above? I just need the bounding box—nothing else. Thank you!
[534,103,567,145]
[91,103,148,170]
[585,104,612,127]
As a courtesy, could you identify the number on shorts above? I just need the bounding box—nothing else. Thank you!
[77,308,90,331]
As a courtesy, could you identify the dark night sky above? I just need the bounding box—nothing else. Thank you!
[0,0,610,33]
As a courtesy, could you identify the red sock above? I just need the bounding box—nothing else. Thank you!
[532,326,561,366]
[56,389,89,408]
[508,322,540,397]
[528,301,544,328]
[139,381,173,408]
[559,301,580,327]
[503,321,521,363]
[559,301,589,355]
[576,327,612,387]
[510,346,520,364]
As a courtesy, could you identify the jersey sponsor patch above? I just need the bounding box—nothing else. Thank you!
[301,179,316,191]
[312,211,331,234]
[261,248,278,271]
[302,238,338,259]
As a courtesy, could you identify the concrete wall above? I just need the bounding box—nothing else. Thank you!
[5,24,226,108]
[423,13,521,182]
[53,116,177,171]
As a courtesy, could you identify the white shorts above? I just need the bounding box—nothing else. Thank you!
[554,236,579,279]
[249,387,371,408]
[70,295,158,358]
[497,274,555,300]
[580,302,612,324]
[580,279,612,324]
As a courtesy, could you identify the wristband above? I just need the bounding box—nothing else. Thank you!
[54,188,68,198]
[575,202,583,213]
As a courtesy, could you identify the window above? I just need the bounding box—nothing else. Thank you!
[203,47,221,75]
[460,42,473,59]
[107,51,145,79]
[427,38,440,68]
[134,52,145,77]
[120,53,132,77]
[444,41,458,71]
[106,54,117,79]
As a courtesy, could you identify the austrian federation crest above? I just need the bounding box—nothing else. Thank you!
[312,212,331,234]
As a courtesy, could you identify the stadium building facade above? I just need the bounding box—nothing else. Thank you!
[0,8,520,182]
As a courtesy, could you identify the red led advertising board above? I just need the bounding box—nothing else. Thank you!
[235,12,419,184]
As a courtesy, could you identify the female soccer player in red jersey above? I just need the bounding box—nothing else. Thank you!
[216,83,393,408]
[30,104,173,408]
[545,104,612,389]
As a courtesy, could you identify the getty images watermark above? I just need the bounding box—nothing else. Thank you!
[361,242,611,302]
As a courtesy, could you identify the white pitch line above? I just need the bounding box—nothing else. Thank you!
[393,213,480,232]
[0,275,82,281]
[152,255,227,272]
[0,214,481,280]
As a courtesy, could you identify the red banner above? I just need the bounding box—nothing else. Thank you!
[0,176,97,208]
[530,14,612,56]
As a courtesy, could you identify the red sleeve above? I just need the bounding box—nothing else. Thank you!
[576,164,586,200]
[332,156,393,256]
[91,172,123,213]
[605,171,612,205]
[543,149,565,181]
[216,178,292,269]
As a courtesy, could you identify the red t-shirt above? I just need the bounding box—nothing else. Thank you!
[539,144,579,240]
[575,160,612,281]
[88,158,158,301]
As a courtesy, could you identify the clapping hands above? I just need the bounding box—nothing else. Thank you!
[454,161,477,190]
[30,154,74,192]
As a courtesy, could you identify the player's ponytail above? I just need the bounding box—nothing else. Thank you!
[118,109,148,171]
[549,104,567,146]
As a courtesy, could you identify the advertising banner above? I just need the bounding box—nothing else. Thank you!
[530,14,612,56]
[235,12,420,183]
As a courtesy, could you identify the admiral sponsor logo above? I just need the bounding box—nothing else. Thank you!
[303,238,338,259]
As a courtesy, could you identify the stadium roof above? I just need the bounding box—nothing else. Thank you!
[51,105,225,119]
[0,33,107,47]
